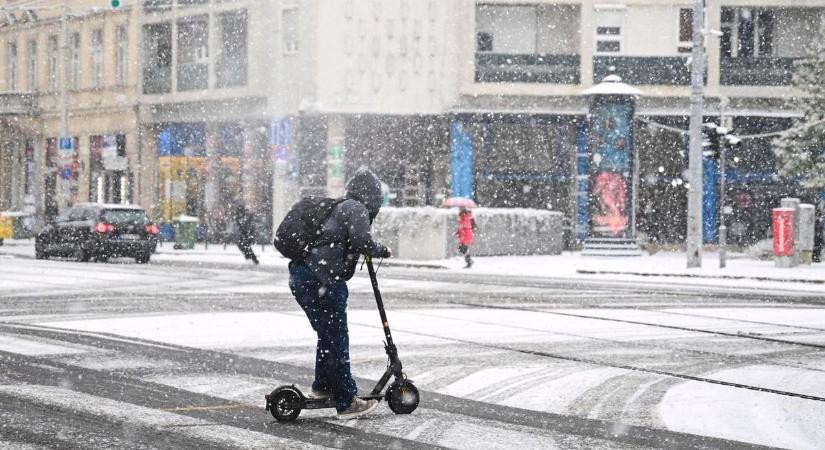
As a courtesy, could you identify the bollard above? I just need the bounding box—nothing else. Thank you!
[798,204,815,265]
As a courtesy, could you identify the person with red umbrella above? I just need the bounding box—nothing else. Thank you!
[456,206,477,268]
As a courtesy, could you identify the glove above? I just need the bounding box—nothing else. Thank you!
[381,246,392,258]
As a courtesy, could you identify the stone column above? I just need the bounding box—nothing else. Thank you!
[204,123,221,241]
[579,1,594,88]
[241,123,258,211]
[326,115,347,197]
[271,117,296,236]
[33,135,46,230]
[76,134,90,203]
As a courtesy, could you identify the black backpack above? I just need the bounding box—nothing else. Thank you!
[274,197,345,261]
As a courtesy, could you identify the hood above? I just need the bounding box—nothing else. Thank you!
[345,169,383,219]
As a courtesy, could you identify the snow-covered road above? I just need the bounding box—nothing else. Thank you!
[1,255,824,449]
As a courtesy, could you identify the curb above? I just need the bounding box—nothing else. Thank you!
[577,269,825,285]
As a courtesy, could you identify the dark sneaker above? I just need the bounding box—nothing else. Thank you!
[336,397,379,420]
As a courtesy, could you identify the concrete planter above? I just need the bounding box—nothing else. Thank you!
[373,207,563,260]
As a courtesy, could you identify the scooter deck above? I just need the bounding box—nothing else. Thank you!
[303,393,383,410]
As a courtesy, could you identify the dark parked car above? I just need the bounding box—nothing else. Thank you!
[35,203,159,263]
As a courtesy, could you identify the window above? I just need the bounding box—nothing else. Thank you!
[678,8,693,53]
[475,5,537,54]
[595,27,621,53]
[142,23,172,94]
[48,36,58,91]
[142,0,171,12]
[70,32,80,90]
[7,41,17,91]
[27,40,37,91]
[91,29,103,89]
[116,134,126,157]
[176,16,209,91]
[594,10,623,55]
[216,10,248,87]
[282,7,299,54]
[116,26,127,85]
[720,8,774,58]
[476,32,493,52]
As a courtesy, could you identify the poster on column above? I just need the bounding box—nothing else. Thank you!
[589,101,633,237]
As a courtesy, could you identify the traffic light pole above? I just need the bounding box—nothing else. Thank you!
[718,99,729,269]
[719,141,727,268]
[686,0,705,268]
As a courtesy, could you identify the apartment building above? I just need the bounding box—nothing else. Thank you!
[453,0,824,245]
[138,0,463,239]
[2,0,821,246]
[0,0,141,221]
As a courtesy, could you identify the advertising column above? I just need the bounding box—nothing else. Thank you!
[588,99,634,238]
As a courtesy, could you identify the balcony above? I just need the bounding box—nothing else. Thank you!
[720,57,798,86]
[475,53,580,84]
[593,56,691,85]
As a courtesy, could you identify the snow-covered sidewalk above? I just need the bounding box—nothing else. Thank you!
[3,238,823,293]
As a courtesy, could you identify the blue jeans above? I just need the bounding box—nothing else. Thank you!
[288,262,357,412]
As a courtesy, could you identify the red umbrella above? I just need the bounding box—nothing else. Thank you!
[441,197,477,208]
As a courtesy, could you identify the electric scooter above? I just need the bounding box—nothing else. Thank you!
[265,255,420,421]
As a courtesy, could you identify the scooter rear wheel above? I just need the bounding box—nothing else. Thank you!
[386,380,419,414]
[267,387,303,422]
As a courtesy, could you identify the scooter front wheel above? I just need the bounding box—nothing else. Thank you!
[266,386,303,422]
[386,380,419,414]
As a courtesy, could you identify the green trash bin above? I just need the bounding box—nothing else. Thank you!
[173,215,199,250]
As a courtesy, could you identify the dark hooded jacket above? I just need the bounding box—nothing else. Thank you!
[304,170,388,285]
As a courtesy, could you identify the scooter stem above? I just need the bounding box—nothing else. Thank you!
[365,255,395,349]
[365,255,404,386]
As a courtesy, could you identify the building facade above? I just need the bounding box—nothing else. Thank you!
[450,0,823,246]
[2,0,822,247]
[0,0,141,224]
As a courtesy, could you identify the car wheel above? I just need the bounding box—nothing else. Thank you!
[35,244,48,260]
[74,244,90,262]
[135,253,150,264]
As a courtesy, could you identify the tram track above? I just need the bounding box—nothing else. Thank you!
[0,322,771,449]
[456,302,825,351]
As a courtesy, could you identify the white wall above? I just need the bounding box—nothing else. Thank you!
[312,0,463,115]
[476,5,537,54]
[774,8,823,57]
[536,4,581,55]
[622,5,681,56]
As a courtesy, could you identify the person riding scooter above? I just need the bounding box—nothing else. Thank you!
[287,169,391,419]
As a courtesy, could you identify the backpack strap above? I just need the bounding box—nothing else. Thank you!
[305,198,348,255]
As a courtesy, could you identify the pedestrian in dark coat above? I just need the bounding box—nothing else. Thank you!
[288,169,391,419]
[235,205,258,265]
[457,207,476,268]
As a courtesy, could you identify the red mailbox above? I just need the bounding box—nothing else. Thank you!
[773,208,794,257]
